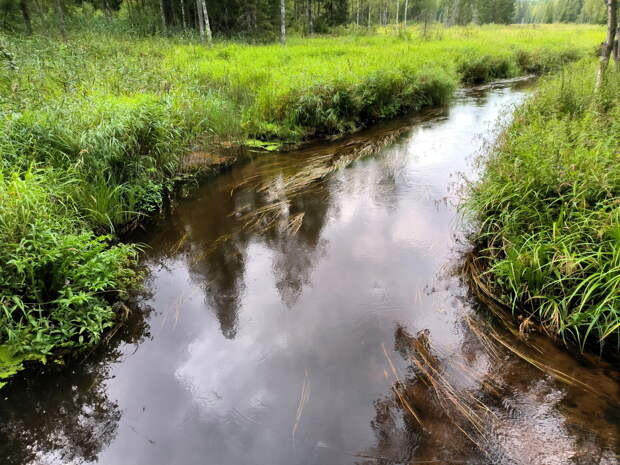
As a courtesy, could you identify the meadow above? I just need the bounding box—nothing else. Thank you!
[464,59,620,351]
[0,24,605,384]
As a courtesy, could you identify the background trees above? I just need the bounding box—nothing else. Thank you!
[0,0,609,39]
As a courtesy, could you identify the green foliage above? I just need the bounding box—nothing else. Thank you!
[0,168,139,374]
[0,345,45,389]
[477,0,516,24]
[518,0,604,25]
[465,60,620,350]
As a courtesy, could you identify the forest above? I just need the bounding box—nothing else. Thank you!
[0,0,608,40]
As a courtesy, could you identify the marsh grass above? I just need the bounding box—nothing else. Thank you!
[464,59,620,351]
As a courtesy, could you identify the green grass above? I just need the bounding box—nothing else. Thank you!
[0,24,605,385]
[464,59,620,351]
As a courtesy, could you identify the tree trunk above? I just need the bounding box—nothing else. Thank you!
[159,0,166,33]
[180,0,186,30]
[280,0,286,45]
[55,0,66,41]
[615,21,620,69]
[356,0,360,28]
[307,0,313,34]
[201,0,212,45]
[197,0,205,42]
[404,0,408,27]
[597,0,618,87]
[19,0,32,33]
[367,1,371,28]
[395,0,399,26]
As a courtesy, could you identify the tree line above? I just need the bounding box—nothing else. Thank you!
[0,0,608,40]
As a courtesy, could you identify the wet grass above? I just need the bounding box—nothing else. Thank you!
[0,24,605,385]
[464,59,620,351]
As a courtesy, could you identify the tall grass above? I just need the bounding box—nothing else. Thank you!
[464,59,620,351]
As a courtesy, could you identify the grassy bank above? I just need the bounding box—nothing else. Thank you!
[0,25,604,385]
[464,59,620,351]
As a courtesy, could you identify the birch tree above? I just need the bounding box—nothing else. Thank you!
[615,15,620,68]
[197,0,205,42]
[201,0,213,45]
[180,0,187,30]
[280,0,286,45]
[307,0,314,34]
[597,0,618,87]
[395,0,399,26]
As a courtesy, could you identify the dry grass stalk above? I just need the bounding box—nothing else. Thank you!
[292,369,310,438]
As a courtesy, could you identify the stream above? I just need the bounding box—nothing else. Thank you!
[1,78,619,465]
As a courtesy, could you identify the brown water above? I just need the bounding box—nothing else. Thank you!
[2,79,620,465]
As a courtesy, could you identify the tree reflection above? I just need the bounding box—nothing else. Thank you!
[0,303,152,465]
[142,151,335,338]
[264,184,330,308]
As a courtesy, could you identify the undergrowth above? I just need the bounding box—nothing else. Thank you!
[464,59,620,351]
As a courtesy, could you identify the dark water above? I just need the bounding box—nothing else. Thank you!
[2,80,620,465]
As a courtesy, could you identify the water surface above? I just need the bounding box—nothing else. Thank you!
[2,79,619,465]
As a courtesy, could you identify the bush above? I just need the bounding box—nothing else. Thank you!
[0,168,138,384]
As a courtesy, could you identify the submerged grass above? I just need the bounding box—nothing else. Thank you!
[0,25,605,384]
[464,59,620,351]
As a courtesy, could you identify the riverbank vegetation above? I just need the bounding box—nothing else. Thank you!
[0,21,605,386]
[465,59,620,351]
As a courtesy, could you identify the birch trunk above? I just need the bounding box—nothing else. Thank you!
[180,0,186,30]
[404,0,408,27]
[280,0,286,45]
[197,0,205,42]
[307,0,313,34]
[597,0,618,87]
[615,21,620,69]
[201,0,213,45]
[395,0,399,27]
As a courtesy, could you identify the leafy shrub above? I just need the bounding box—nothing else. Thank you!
[0,168,138,374]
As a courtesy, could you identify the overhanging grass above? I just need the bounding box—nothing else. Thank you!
[464,59,620,351]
